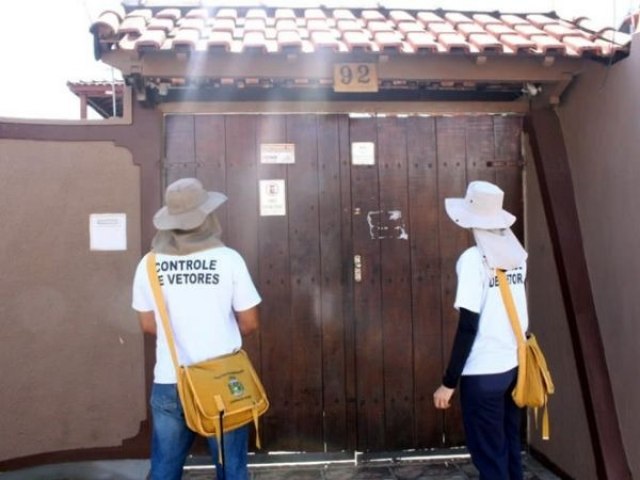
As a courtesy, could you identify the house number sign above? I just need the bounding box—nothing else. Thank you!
[333,63,378,92]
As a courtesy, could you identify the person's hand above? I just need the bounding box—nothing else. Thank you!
[433,385,455,409]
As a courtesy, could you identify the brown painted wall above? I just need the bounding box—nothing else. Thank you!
[0,140,145,462]
[526,35,640,478]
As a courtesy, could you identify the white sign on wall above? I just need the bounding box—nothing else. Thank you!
[261,144,295,164]
[259,179,287,216]
[90,213,127,251]
[351,142,375,165]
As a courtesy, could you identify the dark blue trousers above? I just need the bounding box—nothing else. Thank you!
[460,367,523,480]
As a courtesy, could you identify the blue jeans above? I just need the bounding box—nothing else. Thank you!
[460,368,522,480]
[149,383,249,480]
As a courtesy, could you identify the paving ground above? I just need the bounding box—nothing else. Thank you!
[0,453,562,479]
[184,454,561,480]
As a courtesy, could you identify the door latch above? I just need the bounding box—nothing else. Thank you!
[354,255,362,283]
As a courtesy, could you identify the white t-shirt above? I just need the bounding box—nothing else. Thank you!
[132,247,262,384]
[454,246,529,376]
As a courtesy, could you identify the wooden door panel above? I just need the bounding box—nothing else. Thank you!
[434,116,470,445]
[318,115,351,451]
[406,116,444,448]
[163,113,524,454]
[349,117,386,450]
[286,115,324,451]
[254,115,292,449]
[376,117,414,449]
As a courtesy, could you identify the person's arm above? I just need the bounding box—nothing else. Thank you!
[236,305,259,337]
[137,310,157,335]
[433,307,479,409]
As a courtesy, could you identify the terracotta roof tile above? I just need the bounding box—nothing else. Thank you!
[439,32,472,52]
[500,33,536,53]
[215,9,237,20]
[416,12,445,25]
[147,17,174,33]
[500,14,529,27]
[135,29,166,52]
[530,34,567,54]
[428,22,457,36]
[310,30,345,51]
[211,18,236,33]
[457,22,486,37]
[374,30,403,51]
[156,8,181,21]
[562,35,601,54]
[468,32,503,53]
[398,22,426,34]
[172,28,201,50]
[485,24,517,38]
[444,12,474,26]
[473,13,501,26]
[185,8,208,20]
[306,19,331,31]
[91,6,630,62]
[119,16,146,36]
[343,30,376,51]
[91,12,121,38]
[389,10,415,23]
[207,31,235,52]
[275,9,296,20]
[526,14,558,28]
[362,10,386,23]
[305,9,327,20]
[368,20,394,33]
[405,31,440,53]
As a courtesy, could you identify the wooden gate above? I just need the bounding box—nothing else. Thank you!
[163,113,523,453]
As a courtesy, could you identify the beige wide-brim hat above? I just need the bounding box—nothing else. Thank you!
[153,178,227,231]
[445,180,516,229]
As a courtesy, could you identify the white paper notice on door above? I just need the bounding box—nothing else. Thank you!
[259,179,287,216]
[261,143,295,164]
[90,213,127,251]
[351,142,375,165]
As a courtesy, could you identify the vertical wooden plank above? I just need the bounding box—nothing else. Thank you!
[436,116,470,446]
[223,115,261,395]
[494,116,524,240]
[286,115,324,451]
[350,117,385,450]
[194,115,228,232]
[339,115,358,451]
[318,115,348,451]
[466,116,497,184]
[164,115,197,183]
[376,117,414,449]
[407,116,443,447]
[254,115,293,449]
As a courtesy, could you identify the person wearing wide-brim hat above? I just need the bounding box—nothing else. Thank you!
[433,181,528,480]
[131,178,262,480]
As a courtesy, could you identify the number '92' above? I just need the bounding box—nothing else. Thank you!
[340,64,371,85]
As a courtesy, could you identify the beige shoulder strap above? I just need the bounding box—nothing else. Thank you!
[496,269,526,346]
[146,252,180,371]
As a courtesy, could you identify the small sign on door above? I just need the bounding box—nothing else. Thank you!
[351,142,375,165]
[259,179,287,216]
[261,144,295,164]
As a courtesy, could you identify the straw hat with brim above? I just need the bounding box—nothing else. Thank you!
[153,178,227,231]
[445,180,516,229]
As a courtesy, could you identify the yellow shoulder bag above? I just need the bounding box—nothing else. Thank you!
[496,269,554,440]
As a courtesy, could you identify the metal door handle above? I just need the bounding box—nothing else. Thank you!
[354,255,362,283]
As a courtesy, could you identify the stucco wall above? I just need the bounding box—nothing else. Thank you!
[0,140,145,462]
[526,34,640,478]
[525,160,597,479]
